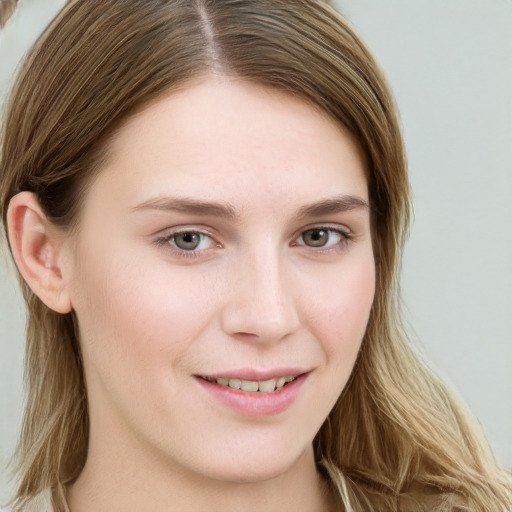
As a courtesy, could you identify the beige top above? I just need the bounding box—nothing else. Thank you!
[1,488,70,512]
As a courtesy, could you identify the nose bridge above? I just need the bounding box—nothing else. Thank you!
[221,241,299,342]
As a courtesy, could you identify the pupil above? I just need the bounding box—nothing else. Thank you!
[304,229,328,247]
[175,232,200,250]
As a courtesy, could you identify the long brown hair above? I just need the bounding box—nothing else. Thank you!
[1,1,510,510]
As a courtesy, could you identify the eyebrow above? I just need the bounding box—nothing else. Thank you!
[295,194,370,220]
[131,196,239,219]
[131,194,369,220]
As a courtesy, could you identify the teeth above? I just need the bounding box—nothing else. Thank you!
[240,380,259,392]
[228,379,241,390]
[213,375,296,393]
[258,379,276,393]
[275,376,286,388]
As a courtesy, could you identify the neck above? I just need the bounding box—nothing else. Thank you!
[67,425,335,512]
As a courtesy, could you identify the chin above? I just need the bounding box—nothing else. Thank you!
[200,443,312,485]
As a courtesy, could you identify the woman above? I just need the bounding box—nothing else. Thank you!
[0,1,510,511]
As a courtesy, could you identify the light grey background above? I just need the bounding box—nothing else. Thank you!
[1,0,511,504]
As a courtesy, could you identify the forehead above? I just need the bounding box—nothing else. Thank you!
[85,77,368,215]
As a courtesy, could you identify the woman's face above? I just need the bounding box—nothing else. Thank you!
[61,77,375,483]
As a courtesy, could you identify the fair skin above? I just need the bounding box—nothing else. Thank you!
[8,77,375,512]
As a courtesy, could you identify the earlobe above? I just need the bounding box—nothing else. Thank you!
[7,191,73,314]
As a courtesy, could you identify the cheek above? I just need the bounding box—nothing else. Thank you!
[67,243,220,383]
[302,256,375,365]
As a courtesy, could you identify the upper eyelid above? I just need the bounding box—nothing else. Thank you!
[154,230,219,258]
[154,223,354,245]
[157,223,350,235]
[171,231,216,249]
[292,226,351,246]
[292,223,352,239]
[160,229,216,241]
[156,225,218,238]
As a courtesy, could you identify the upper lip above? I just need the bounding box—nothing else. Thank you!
[198,368,309,381]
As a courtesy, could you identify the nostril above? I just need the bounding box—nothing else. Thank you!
[231,331,260,341]
[219,267,300,342]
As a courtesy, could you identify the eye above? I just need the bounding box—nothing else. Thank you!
[173,232,204,251]
[159,231,216,252]
[296,228,347,249]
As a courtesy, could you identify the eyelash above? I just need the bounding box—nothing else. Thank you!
[155,229,219,260]
[155,225,353,258]
[292,226,353,252]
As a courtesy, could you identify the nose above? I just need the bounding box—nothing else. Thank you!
[220,248,300,344]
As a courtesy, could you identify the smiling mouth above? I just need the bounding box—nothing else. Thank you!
[200,375,296,393]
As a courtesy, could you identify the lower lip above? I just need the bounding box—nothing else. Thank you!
[197,374,307,417]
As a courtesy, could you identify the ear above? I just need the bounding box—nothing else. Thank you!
[7,191,73,314]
